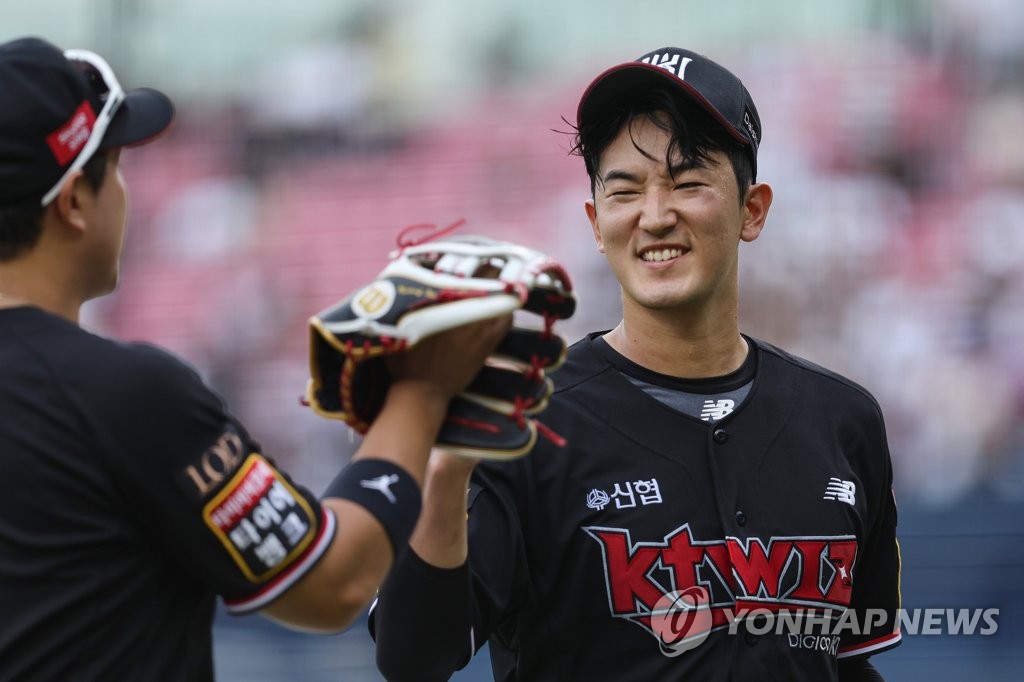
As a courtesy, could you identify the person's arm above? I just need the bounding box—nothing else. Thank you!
[837,400,902,660]
[408,451,478,569]
[372,450,529,681]
[259,316,509,633]
[372,452,481,681]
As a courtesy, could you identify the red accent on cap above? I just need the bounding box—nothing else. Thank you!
[45,100,96,166]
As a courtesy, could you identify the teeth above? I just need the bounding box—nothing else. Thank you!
[641,248,682,262]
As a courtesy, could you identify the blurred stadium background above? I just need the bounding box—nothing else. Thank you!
[5,0,1023,679]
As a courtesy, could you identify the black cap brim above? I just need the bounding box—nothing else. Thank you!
[101,87,175,149]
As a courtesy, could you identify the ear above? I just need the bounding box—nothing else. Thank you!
[585,199,605,253]
[739,182,773,243]
[50,170,91,235]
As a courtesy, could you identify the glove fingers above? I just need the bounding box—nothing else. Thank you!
[463,365,553,415]
[348,358,391,430]
[437,396,538,460]
[524,288,575,320]
[522,261,575,319]
[494,327,568,371]
[307,330,346,415]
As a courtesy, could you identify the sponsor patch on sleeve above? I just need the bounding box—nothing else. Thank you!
[203,453,319,583]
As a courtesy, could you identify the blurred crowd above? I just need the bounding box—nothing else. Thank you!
[85,18,1024,507]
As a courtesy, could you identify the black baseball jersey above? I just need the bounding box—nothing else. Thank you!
[372,332,901,681]
[0,307,335,681]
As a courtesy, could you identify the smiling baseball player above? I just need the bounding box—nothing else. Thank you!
[369,46,901,682]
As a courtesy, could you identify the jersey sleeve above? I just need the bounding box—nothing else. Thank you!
[370,461,529,681]
[837,400,902,659]
[370,551,475,681]
[83,343,335,613]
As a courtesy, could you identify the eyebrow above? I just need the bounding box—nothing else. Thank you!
[600,161,698,186]
[668,161,695,176]
[600,169,642,185]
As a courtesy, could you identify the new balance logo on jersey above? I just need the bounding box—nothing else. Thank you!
[700,399,735,422]
[824,478,856,505]
[361,474,399,503]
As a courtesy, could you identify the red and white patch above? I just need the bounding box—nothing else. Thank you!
[204,454,319,583]
[46,101,96,166]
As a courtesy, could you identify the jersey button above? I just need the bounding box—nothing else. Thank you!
[713,428,728,444]
[735,510,747,526]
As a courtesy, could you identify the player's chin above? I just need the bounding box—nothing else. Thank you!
[629,287,701,312]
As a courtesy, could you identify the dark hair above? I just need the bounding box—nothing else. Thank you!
[571,87,753,203]
[0,150,110,261]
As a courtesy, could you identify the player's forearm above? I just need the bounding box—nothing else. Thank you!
[260,498,394,632]
[409,452,477,568]
[371,454,478,677]
[260,382,450,631]
[374,454,501,679]
[374,549,475,681]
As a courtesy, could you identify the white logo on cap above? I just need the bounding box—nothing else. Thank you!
[743,110,759,145]
[641,53,693,80]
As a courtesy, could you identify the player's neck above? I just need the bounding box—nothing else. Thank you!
[0,259,82,324]
[605,306,747,379]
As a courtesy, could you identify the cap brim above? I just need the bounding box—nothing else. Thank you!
[577,63,746,145]
[101,87,175,148]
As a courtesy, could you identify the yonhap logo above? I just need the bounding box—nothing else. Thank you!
[650,587,712,656]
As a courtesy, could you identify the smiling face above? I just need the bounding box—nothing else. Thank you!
[586,113,769,320]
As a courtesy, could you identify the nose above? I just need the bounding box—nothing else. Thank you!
[638,188,676,236]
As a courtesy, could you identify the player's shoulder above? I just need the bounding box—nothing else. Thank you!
[550,333,616,394]
[99,342,219,419]
[35,315,210,405]
[751,336,884,418]
[4,307,189,380]
[76,330,200,390]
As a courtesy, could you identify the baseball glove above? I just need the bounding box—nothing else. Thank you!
[305,231,575,460]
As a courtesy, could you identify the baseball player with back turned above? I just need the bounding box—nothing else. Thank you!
[370,46,902,681]
[0,37,510,681]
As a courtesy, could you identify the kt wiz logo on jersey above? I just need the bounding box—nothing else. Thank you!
[584,524,857,637]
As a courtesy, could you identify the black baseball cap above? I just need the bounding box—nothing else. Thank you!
[0,36,174,206]
[577,47,761,179]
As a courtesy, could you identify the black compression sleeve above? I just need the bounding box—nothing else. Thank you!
[838,657,886,682]
[372,549,474,682]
